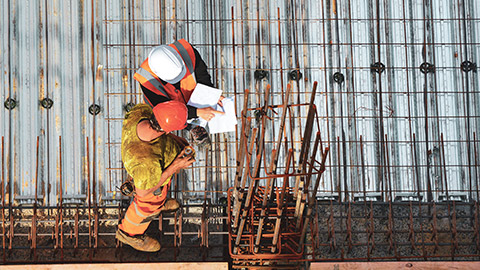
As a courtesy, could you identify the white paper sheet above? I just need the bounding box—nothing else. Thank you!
[186,83,223,127]
[207,97,237,134]
[187,83,223,108]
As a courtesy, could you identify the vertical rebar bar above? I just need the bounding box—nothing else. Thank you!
[298,145,329,252]
[272,84,292,174]
[232,90,250,220]
[32,136,39,259]
[233,85,270,254]
[58,136,64,259]
[1,137,5,262]
[231,6,239,143]
[271,148,294,253]
[232,126,256,230]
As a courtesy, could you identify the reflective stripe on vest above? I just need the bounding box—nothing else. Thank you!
[135,40,197,102]
[172,40,194,73]
[136,68,170,99]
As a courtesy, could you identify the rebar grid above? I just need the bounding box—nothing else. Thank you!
[98,0,479,204]
[0,202,479,264]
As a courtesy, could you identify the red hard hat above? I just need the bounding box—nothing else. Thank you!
[152,101,188,133]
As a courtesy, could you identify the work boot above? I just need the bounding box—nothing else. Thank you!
[189,126,211,148]
[116,229,161,252]
[161,198,180,213]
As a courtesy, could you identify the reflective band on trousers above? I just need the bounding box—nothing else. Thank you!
[124,214,142,227]
[118,182,170,235]
[133,201,147,218]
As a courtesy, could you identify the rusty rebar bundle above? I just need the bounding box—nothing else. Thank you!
[228,83,330,263]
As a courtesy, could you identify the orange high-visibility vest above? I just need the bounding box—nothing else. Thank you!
[134,39,197,106]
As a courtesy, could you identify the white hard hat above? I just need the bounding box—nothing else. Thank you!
[148,45,187,84]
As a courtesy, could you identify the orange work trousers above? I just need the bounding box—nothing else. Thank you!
[118,182,170,236]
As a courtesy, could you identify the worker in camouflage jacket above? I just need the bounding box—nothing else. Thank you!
[116,103,194,252]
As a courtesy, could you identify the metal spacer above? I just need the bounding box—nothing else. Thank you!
[219,197,228,206]
[40,98,54,109]
[89,104,101,115]
[370,62,385,74]
[288,70,303,81]
[4,98,17,110]
[254,69,269,80]
[461,61,477,72]
[124,102,135,112]
[254,110,263,125]
[420,62,435,74]
[333,72,344,84]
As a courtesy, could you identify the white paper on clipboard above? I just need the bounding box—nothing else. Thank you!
[186,83,223,127]
[187,83,223,108]
[208,97,237,134]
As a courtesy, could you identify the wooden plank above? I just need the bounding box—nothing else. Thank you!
[1,262,228,270]
[310,261,480,270]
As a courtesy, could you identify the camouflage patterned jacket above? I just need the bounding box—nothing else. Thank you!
[121,104,181,190]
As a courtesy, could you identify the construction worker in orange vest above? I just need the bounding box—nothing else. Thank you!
[134,39,224,146]
[116,103,194,252]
